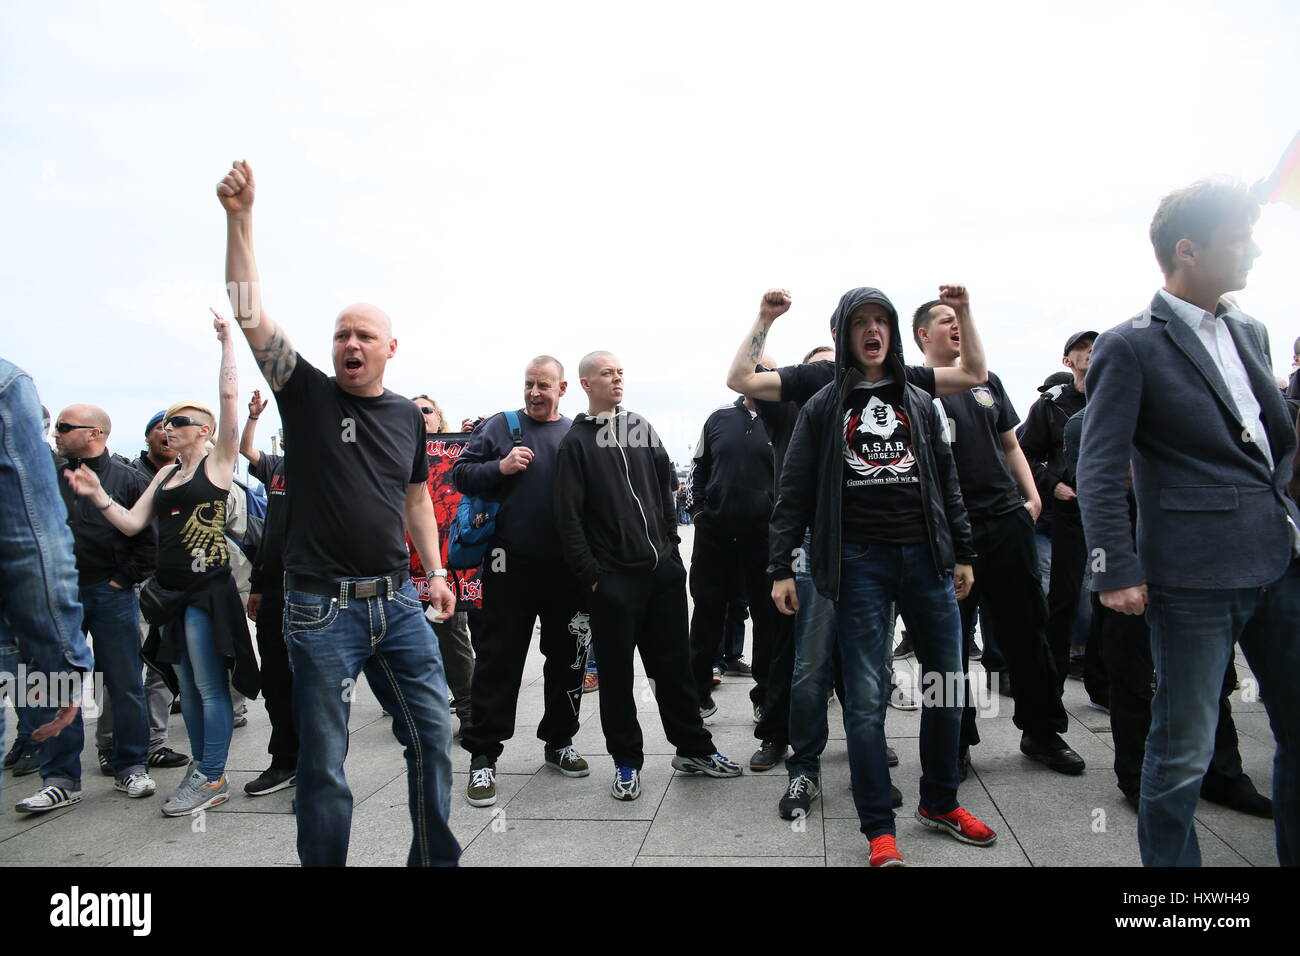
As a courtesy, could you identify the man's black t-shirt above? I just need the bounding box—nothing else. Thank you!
[841,379,926,545]
[274,355,427,579]
[762,359,938,488]
[248,452,287,594]
[939,371,1024,518]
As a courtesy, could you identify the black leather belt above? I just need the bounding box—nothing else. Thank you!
[285,570,410,600]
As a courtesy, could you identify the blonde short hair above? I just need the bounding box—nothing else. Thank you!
[165,401,216,428]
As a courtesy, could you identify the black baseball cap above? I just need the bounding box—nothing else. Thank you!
[1063,331,1098,356]
[1038,371,1073,393]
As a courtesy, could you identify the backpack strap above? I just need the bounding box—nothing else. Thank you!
[504,410,524,446]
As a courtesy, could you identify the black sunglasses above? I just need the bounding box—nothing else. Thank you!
[418,407,436,415]
[165,415,204,429]
[55,422,97,434]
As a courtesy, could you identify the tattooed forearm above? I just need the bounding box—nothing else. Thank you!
[251,326,298,389]
[746,330,767,365]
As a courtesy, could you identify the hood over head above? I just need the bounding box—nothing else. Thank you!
[829,286,905,388]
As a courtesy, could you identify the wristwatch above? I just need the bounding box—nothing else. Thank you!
[430,569,448,578]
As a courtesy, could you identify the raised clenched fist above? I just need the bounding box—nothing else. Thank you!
[760,288,793,323]
[216,160,255,217]
[938,284,969,311]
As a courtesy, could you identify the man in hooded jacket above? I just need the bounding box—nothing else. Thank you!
[768,285,997,867]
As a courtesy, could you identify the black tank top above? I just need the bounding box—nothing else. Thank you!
[154,460,231,589]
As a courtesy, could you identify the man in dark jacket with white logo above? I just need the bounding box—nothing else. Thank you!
[1079,180,1300,866]
[554,351,743,801]
[769,286,997,867]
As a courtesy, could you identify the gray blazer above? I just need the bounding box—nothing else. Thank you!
[1078,292,1300,591]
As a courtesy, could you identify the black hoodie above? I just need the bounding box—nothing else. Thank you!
[553,407,680,590]
[767,287,975,599]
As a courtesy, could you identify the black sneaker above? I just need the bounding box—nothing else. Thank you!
[700,698,718,719]
[778,774,821,819]
[749,740,788,772]
[2,740,22,770]
[890,784,903,809]
[723,657,753,677]
[1020,732,1086,775]
[966,636,982,661]
[148,747,191,769]
[98,750,113,776]
[245,767,296,796]
[886,746,899,768]
[1067,656,1085,681]
[12,748,41,777]
[893,633,915,660]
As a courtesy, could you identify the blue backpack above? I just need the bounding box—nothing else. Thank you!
[227,476,268,559]
[448,411,523,570]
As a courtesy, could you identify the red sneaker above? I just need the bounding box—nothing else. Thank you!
[868,834,904,867]
[915,805,997,846]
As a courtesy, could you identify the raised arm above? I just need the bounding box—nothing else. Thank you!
[240,389,267,467]
[209,310,240,476]
[931,285,988,397]
[217,160,298,391]
[65,457,169,538]
[726,289,791,401]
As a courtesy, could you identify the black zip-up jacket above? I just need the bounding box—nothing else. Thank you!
[1019,380,1085,517]
[59,449,157,588]
[767,287,975,600]
[554,408,680,591]
[686,397,774,536]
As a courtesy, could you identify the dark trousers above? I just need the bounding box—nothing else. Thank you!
[431,611,474,718]
[1083,594,1110,707]
[722,596,747,662]
[1098,597,1250,802]
[256,591,298,770]
[687,519,777,708]
[1045,507,1087,694]
[755,613,795,746]
[460,558,587,762]
[590,555,714,769]
[957,508,1070,748]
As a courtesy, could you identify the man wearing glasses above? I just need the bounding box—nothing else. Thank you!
[14,406,158,813]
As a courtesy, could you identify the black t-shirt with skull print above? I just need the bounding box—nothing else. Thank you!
[841,379,926,546]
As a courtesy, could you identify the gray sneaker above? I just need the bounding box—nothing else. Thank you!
[161,769,229,817]
[114,772,158,799]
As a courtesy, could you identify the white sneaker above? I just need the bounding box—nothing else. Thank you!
[15,784,82,813]
[889,672,920,711]
[114,772,158,799]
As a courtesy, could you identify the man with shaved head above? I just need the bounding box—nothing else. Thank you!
[555,351,743,800]
[218,159,459,866]
[451,355,594,807]
[14,403,158,814]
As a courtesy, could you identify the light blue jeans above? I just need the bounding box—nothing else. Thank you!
[174,605,235,780]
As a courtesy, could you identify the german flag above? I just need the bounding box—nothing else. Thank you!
[1255,131,1300,210]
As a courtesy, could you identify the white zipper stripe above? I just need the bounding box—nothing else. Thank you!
[615,431,658,570]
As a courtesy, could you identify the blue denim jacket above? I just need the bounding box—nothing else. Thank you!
[0,357,94,680]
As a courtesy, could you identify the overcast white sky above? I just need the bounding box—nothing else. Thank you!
[3,1,1298,467]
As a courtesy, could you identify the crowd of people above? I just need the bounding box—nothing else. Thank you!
[1,163,1298,868]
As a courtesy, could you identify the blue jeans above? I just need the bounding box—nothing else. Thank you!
[837,542,964,838]
[786,557,839,779]
[1141,561,1300,866]
[173,605,235,780]
[286,579,459,867]
[39,582,152,784]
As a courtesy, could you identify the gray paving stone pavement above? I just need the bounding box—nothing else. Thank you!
[0,525,1279,867]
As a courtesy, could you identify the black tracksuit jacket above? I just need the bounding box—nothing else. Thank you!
[553,408,680,591]
[685,396,774,535]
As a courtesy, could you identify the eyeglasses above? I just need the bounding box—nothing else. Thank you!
[55,422,96,434]
[164,415,204,429]
[418,407,436,415]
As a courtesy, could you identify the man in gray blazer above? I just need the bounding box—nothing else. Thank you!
[1079,179,1300,867]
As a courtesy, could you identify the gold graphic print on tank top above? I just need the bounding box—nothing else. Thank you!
[180,499,229,568]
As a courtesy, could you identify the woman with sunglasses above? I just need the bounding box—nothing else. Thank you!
[64,310,259,817]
